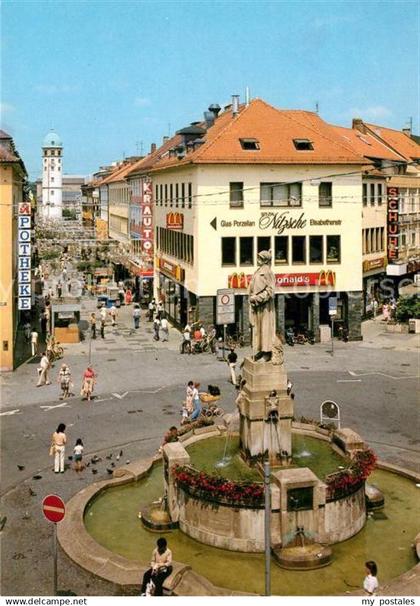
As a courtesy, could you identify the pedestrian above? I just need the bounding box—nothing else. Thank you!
[373,299,378,320]
[382,303,390,322]
[48,286,53,298]
[67,278,72,294]
[148,299,156,322]
[58,363,72,399]
[181,323,191,354]
[81,366,96,401]
[227,348,238,385]
[24,322,31,341]
[215,337,225,361]
[37,352,51,387]
[140,537,173,597]
[109,304,117,326]
[160,316,169,341]
[73,438,84,472]
[153,316,161,341]
[57,282,62,298]
[363,561,378,596]
[89,312,97,339]
[185,380,194,417]
[50,423,66,474]
[99,306,107,338]
[118,287,125,305]
[161,426,179,448]
[100,316,106,339]
[133,303,141,329]
[40,312,47,336]
[125,288,132,305]
[191,382,202,420]
[30,328,39,356]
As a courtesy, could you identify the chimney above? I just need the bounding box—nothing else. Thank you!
[402,127,411,136]
[352,118,365,133]
[232,94,240,116]
[150,143,156,153]
[163,136,169,144]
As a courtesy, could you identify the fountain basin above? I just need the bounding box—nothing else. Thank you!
[272,543,332,570]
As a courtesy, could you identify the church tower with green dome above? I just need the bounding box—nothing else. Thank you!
[41,130,63,219]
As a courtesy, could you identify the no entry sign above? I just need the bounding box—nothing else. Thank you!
[216,288,235,325]
[42,494,65,523]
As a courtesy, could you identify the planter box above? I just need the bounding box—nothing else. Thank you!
[386,323,409,334]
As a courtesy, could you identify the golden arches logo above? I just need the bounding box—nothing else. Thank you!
[166,212,183,229]
[317,270,336,287]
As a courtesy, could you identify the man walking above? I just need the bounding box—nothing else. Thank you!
[133,304,141,329]
[89,312,97,339]
[148,299,156,322]
[99,305,106,339]
[160,316,169,341]
[153,316,161,341]
[30,328,39,357]
[109,304,117,326]
[227,348,238,385]
[37,352,51,387]
[57,282,62,299]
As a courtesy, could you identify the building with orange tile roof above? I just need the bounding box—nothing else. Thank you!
[149,97,372,338]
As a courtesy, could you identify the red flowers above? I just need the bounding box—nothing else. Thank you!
[326,448,377,500]
[172,465,264,507]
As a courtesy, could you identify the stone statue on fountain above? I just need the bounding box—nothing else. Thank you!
[248,250,276,362]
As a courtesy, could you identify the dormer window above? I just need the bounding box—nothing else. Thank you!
[240,138,260,150]
[293,139,314,151]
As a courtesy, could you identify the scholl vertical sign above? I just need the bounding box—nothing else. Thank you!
[387,187,399,261]
[18,202,32,310]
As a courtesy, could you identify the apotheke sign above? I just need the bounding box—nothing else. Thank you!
[18,202,32,310]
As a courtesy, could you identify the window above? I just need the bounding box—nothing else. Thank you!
[175,184,179,208]
[155,184,159,205]
[164,184,168,207]
[377,183,383,205]
[239,138,260,150]
[380,227,384,250]
[51,177,54,182]
[363,183,368,206]
[260,182,302,207]
[170,184,174,207]
[230,182,244,208]
[51,189,55,195]
[293,139,314,151]
[257,236,271,254]
[181,183,185,208]
[319,182,332,207]
[188,182,192,208]
[411,232,416,246]
[327,235,341,263]
[57,166,60,171]
[401,233,406,247]
[222,237,236,265]
[292,236,305,263]
[240,237,254,265]
[370,183,375,206]
[365,229,370,253]
[309,235,323,263]
[274,236,288,264]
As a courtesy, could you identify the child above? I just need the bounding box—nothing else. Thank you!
[181,403,190,425]
[363,560,378,595]
[73,438,84,472]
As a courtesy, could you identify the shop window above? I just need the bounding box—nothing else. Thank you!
[188,182,192,209]
[319,182,332,207]
[411,232,416,246]
[292,236,305,263]
[401,233,406,247]
[327,235,341,263]
[230,182,244,208]
[370,183,375,206]
[309,235,323,263]
[274,236,288,264]
[377,183,383,205]
[181,183,185,208]
[363,184,367,207]
[240,237,254,265]
[257,236,271,254]
[222,237,236,265]
[175,183,179,208]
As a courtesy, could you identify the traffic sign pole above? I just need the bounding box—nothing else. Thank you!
[53,522,57,596]
[42,494,65,597]
[223,324,227,361]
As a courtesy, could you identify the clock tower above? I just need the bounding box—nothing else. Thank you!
[41,130,63,219]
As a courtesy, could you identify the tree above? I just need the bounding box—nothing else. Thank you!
[395,295,420,323]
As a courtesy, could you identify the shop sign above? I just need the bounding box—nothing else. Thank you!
[227,270,336,289]
[259,211,306,234]
[166,212,184,230]
[363,257,386,273]
[157,257,184,282]
[387,187,399,261]
[18,202,31,310]
[141,180,153,256]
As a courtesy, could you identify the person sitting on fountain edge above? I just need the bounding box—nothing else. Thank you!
[141,537,173,596]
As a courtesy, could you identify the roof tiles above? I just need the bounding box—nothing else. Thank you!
[364,123,420,161]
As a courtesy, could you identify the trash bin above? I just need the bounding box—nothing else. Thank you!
[319,325,331,343]
[408,319,420,333]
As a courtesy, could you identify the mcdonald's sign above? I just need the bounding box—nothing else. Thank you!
[387,186,399,261]
[166,212,184,230]
[227,271,336,289]
[317,269,336,287]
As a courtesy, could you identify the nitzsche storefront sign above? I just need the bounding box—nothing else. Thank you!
[228,270,336,289]
[220,212,342,234]
[387,186,399,261]
[18,202,32,310]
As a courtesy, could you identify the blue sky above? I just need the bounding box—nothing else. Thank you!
[2,0,418,180]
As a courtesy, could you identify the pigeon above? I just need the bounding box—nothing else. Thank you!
[85,462,90,468]
[116,454,120,461]
[22,512,30,520]
[32,475,42,480]
[68,456,73,461]
[110,462,115,468]
[125,460,130,465]
[17,465,25,471]
[29,488,37,497]
[119,450,123,457]
[105,454,112,460]
[106,468,113,475]
[91,469,98,475]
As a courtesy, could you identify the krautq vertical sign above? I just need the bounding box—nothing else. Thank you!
[387,186,399,262]
[18,202,32,310]
[141,179,153,258]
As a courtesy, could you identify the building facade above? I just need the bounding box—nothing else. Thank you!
[0,130,29,371]
[151,99,368,340]
[40,130,63,219]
